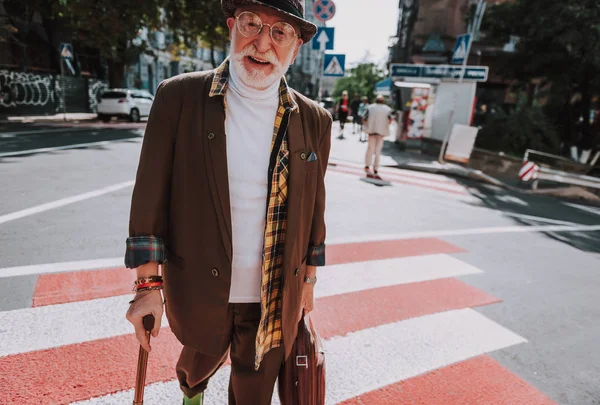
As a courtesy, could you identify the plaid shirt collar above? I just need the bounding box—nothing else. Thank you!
[209,58,299,112]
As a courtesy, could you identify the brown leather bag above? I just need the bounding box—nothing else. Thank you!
[278,313,326,405]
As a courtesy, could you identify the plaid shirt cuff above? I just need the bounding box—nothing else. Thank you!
[306,243,326,266]
[125,236,167,269]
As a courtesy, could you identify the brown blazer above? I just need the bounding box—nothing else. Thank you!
[128,70,332,359]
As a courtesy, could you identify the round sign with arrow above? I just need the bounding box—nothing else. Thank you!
[314,0,336,23]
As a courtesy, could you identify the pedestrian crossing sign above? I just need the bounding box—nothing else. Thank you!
[60,43,74,61]
[323,54,345,77]
[452,34,471,64]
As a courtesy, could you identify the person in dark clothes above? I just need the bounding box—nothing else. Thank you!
[336,90,350,139]
[351,94,361,133]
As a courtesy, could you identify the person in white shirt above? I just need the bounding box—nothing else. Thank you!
[363,94,393,180]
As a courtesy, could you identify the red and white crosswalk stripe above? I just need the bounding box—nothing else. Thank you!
[327,159,471,196]
[0,238,556,404]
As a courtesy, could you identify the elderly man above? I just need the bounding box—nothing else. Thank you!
[124,1,332,404]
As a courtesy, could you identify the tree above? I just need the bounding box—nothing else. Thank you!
[56,0,166,87]
[483,0,600,155]
[165,0,229,68]
[332,63,386,101]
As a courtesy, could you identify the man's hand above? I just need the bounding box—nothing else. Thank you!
[300,265,317,318]
[126,289,163,352]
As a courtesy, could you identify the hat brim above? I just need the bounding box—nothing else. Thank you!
[222,0,317,44]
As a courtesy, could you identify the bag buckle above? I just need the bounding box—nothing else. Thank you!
[296,355,308,368]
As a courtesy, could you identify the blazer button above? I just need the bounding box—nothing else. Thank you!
[300,152,307,160]
[294,268,299,276]
[211,268,219,277]
[208,132,215,140]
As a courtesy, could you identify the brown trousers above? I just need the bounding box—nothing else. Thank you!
[176,303,284,404]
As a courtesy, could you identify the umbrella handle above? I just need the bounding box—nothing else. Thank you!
[133,314,156,405]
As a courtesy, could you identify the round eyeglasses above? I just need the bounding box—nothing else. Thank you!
[235,11,299,48]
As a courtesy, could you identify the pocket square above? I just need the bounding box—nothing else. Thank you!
[307,151,318,162]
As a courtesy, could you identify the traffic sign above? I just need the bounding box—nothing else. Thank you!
[60,43,74,60]
[323,54,345,77]
[452,34,471,64]
[312,27,335,51]
[390,64,489,82]
[314,0,336,22]
[519,161,540,182]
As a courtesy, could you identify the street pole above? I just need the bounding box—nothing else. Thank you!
[317,35,327,103]
[438,0,484,163]
[60,55,66,122]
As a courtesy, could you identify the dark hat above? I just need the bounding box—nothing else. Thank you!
[221,0,318,44]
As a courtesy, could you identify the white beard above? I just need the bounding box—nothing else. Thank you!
[230,39,295,90]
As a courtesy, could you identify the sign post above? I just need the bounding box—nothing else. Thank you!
[59,43,74,122]
[312,0,336,103]
[314,27,335,102]
[438,0,485,162]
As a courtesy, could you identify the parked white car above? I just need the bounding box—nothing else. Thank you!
[97,89,154,122]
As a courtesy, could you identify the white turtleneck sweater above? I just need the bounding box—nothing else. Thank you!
[226,67,280,303]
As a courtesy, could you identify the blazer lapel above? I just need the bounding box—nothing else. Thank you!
[202,89,232,262]
[284,108,306,265]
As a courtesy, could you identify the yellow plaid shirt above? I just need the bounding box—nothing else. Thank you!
[209,60,298,369]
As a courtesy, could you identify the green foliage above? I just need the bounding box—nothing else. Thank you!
[332,63,385,101]
[482,0,600,150]
[475,108,561,156]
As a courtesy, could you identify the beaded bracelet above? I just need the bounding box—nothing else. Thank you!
[132,281,163,292]
[134,275,163,286]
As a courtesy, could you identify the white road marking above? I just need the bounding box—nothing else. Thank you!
[0,180,134,225]
[71,309,526,405]
[318,254,482,298]
[0,133,143,158]
[0,255,482,356]
[497,195,529,206]
[500,212,580,226]
[564,202,600,217]
[3,220,600,278]
[329,223,600,245]
[0,128,99,137]
[0,258,125,278]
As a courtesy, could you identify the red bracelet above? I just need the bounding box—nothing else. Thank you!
[134,281,163,291]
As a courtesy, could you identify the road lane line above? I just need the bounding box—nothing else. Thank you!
[0,180,134,225]
[564,202,600,217]
[500,212,581,225]
[68,309,526,405]
[0,133,143,158]
[0,258,124,278]
[0,254,483,356]
[329,223,600,245]
[1,237,464,278]
[0,128,101,137]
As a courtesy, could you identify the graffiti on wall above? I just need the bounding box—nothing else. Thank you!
[0,70,55,108]
[88,80,108,113]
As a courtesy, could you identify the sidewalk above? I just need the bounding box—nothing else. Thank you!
[2,113,99,123]
[329,122,506,188]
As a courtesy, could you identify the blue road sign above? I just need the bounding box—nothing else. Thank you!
[60,43,74,60]
[312,27,335,51]
[451,34,471,64]
[323,54,345,77]
[390,64,488,82]
[314,0,336,23]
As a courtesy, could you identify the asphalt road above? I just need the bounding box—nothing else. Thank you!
[1,122,600,404]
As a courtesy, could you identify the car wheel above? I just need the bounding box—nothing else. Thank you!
[98,114,110,123]
[129,108,140,123]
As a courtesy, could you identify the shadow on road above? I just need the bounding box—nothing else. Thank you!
[453,177,600,255]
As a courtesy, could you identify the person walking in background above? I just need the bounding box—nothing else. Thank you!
[336,90,350,139]
[363,94,392,180]
[351,94,361,134]
[357,96,369,143]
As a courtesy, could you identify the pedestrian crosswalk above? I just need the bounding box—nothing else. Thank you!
[0,238,556,404]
